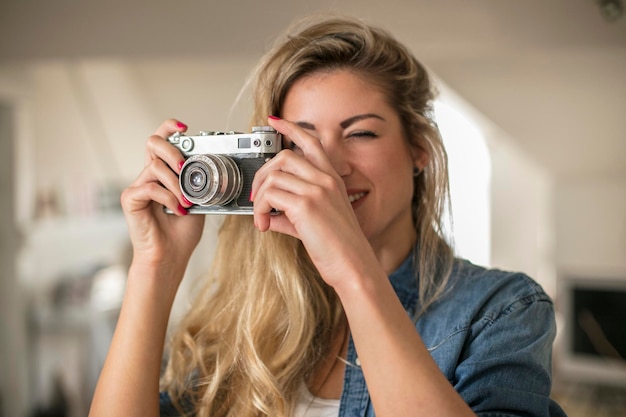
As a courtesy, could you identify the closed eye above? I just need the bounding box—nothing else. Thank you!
[349,130,378,139]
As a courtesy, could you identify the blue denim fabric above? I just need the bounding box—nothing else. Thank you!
[159,391,183,416]
[338,255,566,417]
[160,254,566,416]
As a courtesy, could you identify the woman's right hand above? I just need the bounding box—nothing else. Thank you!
[91,121,204,417]
[120,119,205,277]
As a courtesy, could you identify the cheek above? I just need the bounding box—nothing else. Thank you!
[365,154,415,193]
[377,147,415,176]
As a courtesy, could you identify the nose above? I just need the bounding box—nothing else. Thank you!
[322,140,351,177]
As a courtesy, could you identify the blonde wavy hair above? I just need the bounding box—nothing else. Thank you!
[161,14,454,417]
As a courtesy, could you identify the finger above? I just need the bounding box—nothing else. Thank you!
[155,118,187,141]
[267,116,335,173]
[253,168,309,212]
[131,158,192,208]
[259,210,297,237]
[253,186,302,234]
[145,134,187,175]
[144,119,188,169]
[253,168,339,233]
[122,182,188,217]
[252,150,316,197]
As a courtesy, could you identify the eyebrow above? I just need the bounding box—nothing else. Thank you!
[340,113,385,129]
[295,113,385,131]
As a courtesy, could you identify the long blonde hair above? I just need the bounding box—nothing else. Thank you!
[161,14,453,417]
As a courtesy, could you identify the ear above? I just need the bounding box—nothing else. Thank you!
[411,144,430,174]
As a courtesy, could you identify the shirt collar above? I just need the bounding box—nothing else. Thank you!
[388,250,420,316]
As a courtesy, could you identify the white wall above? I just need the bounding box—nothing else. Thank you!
[436,82,556,297]
[555,179,626,272]
[435,96,492,268]
[0,101,29,417]
[0,67,36,417]
[489,135,555,296]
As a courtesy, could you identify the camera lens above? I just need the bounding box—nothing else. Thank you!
[190,170,205,189]
[179,154,242,206]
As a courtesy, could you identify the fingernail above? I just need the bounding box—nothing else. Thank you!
[249,190,254,202]
[176,121,188,130]
[268,115,281,120]
[178,160,185,172]
[178,204,188,215]
[181,195,193,207]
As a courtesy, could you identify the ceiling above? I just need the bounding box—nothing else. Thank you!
[1,0,625,183]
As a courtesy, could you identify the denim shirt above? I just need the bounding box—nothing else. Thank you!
[338,255,566,417]
[161,255,567,417]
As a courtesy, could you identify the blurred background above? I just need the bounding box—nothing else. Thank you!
[1,1,625,416]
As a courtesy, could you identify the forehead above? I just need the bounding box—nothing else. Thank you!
[282,69,394,120]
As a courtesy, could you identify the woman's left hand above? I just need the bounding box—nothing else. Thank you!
[251,116,373,286]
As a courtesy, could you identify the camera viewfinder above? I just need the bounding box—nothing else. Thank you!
[238,137,251,149]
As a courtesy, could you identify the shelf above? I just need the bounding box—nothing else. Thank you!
[18,213,129,288]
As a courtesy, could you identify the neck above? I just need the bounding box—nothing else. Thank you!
[371,230,416,275]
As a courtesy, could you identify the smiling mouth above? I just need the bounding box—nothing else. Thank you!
[348,192,367,203]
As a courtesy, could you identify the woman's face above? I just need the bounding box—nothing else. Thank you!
[281,70,428,256]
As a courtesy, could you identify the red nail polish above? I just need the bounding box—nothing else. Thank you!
[178,160,185,171]
[176,121,188,130]
[178,204,188,215]
[249,190,254,202]
[268,115,281,120]
[181,195,193,206]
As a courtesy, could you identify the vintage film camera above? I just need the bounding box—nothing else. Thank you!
[167,126,281,214]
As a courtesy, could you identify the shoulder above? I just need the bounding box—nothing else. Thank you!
[416,259,558,376]
[445,259,553,319]
[414,261,564,415]
[416,259,555,350]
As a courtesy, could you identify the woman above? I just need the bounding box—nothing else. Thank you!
[89,15,566,417]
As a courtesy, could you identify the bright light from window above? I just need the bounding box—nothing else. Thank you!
[434,98,492,266]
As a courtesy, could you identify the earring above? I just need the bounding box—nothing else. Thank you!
[413,167,423,177]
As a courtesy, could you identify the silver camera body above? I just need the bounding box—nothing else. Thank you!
[167,126,281,215]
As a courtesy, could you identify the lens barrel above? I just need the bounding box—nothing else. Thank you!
[180,154,242,206]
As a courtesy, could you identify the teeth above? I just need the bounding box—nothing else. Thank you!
[348,192,366,203]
